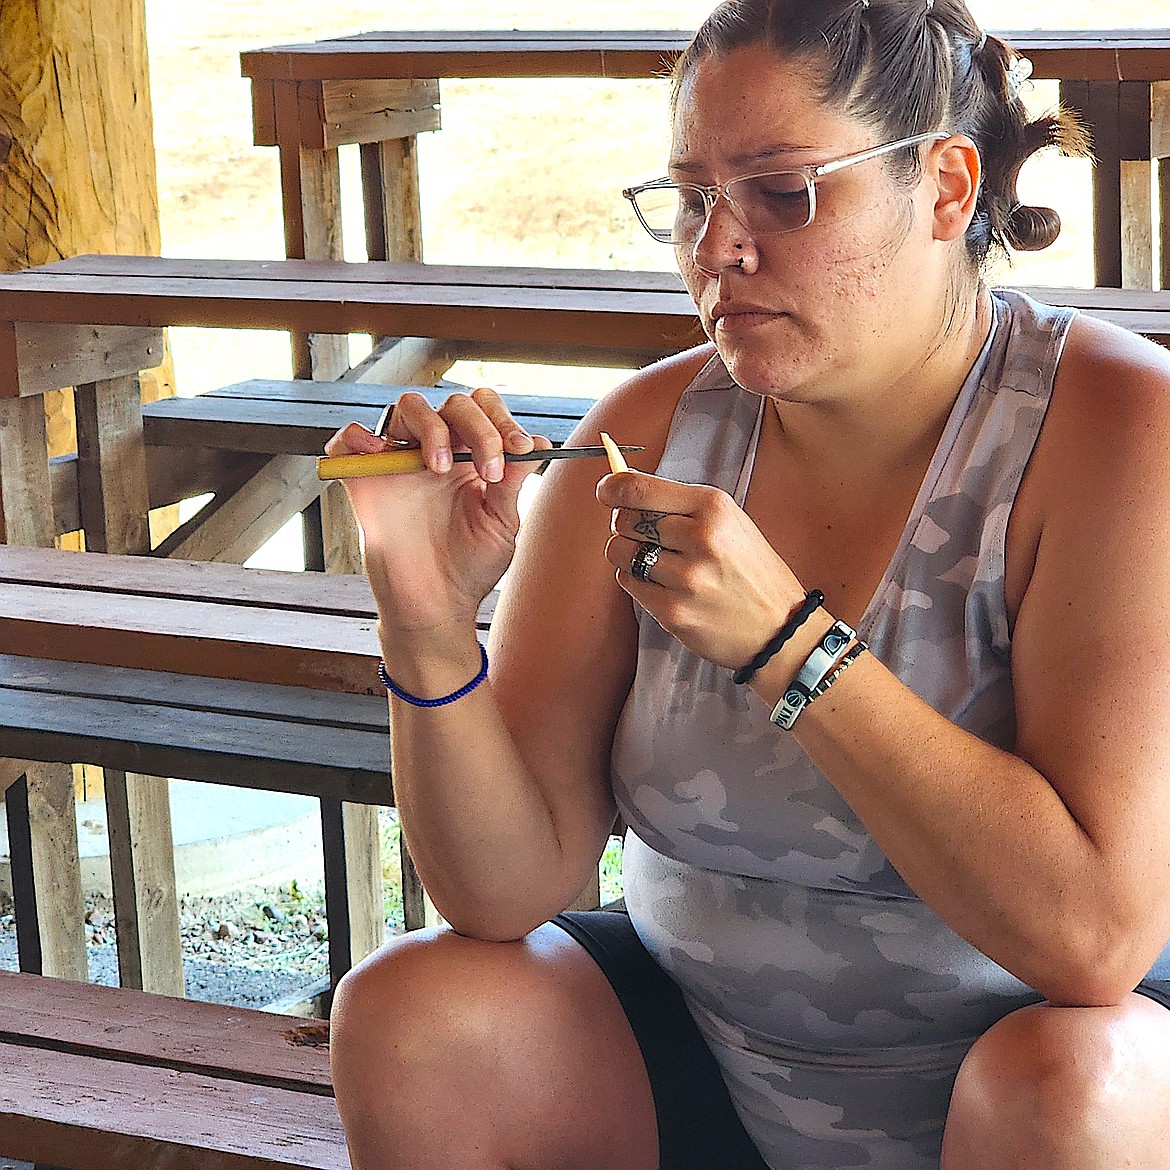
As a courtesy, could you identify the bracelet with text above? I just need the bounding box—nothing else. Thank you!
[732,589,824,685]
[378,644,489,708]
[770,620,857,731]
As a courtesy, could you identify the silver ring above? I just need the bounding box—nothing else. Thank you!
[630,542,662,583]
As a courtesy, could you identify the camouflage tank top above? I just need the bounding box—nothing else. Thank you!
[610,289,1170,1169]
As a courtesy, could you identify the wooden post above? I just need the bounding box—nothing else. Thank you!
[75,377,185,997]
[0,0,176,476]
[1154,83,1170,290]
[0,0,180,991]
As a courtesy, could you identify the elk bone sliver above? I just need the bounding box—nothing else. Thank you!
[599,432,629,474]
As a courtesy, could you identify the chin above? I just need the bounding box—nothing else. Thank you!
[717,344,816,401]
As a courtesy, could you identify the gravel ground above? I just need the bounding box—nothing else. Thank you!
[0,878,347,1010]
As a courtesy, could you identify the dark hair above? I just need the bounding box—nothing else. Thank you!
[671,0,1092,267]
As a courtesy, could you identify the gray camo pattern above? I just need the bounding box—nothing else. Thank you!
[609,290,1170,1168]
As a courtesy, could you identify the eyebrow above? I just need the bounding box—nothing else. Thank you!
[670,143,819,173]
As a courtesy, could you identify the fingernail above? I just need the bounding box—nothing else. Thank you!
[506,429,533,452]
[435,448,453,472]
[485,456,505,482]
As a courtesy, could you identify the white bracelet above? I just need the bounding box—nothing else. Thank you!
[769,620,856,731]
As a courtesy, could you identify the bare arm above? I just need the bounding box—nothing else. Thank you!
[337,352,708,940]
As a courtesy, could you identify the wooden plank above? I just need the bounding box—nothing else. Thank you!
[0,653,391,730]
[240,28,1170,83]
[156,454,323,564]
[319,78,439,149]
[104,769,185,998]
[1154,81,1170,160]
[341,334,457,386]
[74,375,152,555]
[0,970,331,1089]
[13,323,164,398]
[0,547,494,692]
[1162,160,1170,291]
[0,681,392,804]
[1121,159,1155,289]
[0,545,382,614]
[0,583,381,692]
[0,1041,348,1170]
[194,379,599,420]
[1079,81,1124,288]
[141,397,586,454]
[0,267,708,356]
[24,761,88,982]
[0,394,55,547]
[252,76,278,147]
[0,756,31,794]
[21,254,688,291]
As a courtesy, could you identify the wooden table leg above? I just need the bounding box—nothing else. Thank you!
[75,375,184,997]
[1155,83,1170,289]
[320,798,386,984]
[5,769,88,983]
[1161,160,1170,291]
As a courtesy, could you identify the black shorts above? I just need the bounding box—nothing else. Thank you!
[552,908,771,1170]
[553,908,1170,1170]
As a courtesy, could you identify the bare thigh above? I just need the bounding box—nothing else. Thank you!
[941,992,1170,1169]
[329,921,659,1170]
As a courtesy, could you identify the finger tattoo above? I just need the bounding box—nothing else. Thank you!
[634,510,669,543]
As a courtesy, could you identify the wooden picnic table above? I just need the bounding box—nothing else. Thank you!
[241,26,1170,324]
[0,544,499,994]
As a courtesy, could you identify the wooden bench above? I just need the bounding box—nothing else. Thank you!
[5,255,1169,568]
[0,545,519,994]
[0,969,347,1169]
[141,379,597,459]
[240,28,1170,294]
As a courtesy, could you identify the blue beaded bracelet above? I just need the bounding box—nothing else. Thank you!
[378,644,489,708]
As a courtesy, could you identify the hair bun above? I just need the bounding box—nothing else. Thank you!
[1004,203,1061,252]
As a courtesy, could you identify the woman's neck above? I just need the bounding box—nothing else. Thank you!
[771,283,995,484]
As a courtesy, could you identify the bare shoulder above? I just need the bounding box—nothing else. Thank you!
[1009,313,1170,607]
[569,342,717,471]
[1046,314,1170,445]
[1020,315,1170,516]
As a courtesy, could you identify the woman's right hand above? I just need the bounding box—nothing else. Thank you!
[324,388,551,633]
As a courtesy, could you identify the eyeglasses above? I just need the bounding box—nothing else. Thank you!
[622,132,949,245]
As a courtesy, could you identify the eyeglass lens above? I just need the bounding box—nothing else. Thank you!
[633,172,812,244]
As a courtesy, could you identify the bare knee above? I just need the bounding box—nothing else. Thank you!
[330,926,520,1103]
[328,923,658,1170]
[942,996,1170,1168]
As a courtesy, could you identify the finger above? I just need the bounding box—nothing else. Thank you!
[611,505,684,550]
[470,387,536,455]
[605,533,678,588]
[438,392,509,483]
[596,469,710,515]
[382,392,456,473]
[324,420,391,458]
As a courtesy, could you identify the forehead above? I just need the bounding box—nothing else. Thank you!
[671,43,866,168]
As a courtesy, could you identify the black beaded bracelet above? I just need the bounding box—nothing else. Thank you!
[731,589,824,685]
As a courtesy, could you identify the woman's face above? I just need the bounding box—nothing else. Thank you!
[672,44,947,401]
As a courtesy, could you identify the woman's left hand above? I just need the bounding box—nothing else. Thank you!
[597,469,806,669]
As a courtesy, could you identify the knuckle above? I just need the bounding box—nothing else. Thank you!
[441,392,475,413]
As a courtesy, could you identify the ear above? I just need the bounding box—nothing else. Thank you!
[928,135,981,243]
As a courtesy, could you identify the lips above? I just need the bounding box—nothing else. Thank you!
[711,302,783,322]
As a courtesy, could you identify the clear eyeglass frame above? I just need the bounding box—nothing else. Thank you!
[622,131,950,245]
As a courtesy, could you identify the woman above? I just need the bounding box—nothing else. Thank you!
[325,1,1170,1166]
